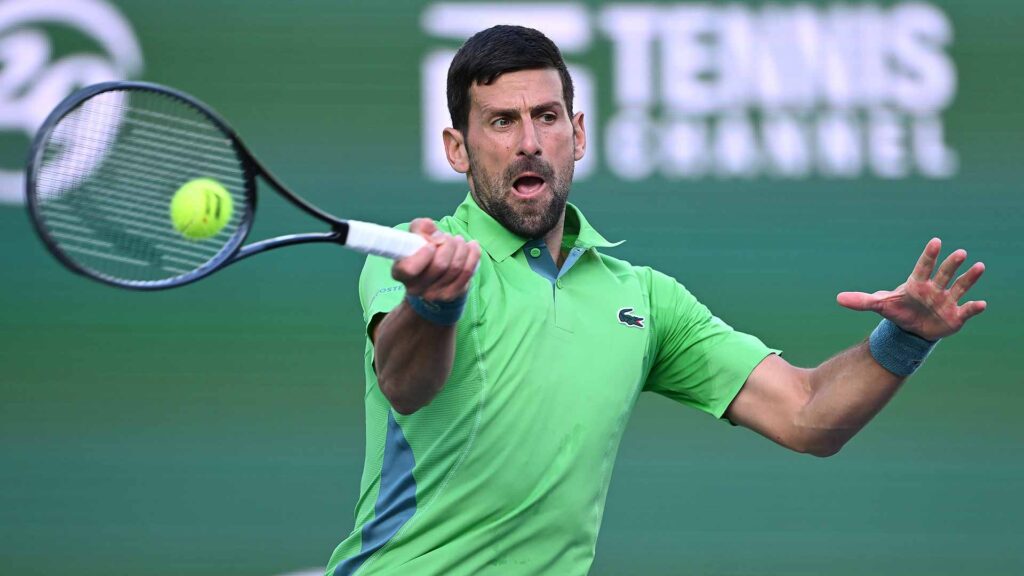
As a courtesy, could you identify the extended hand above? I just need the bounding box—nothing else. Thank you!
[836,238,987,341]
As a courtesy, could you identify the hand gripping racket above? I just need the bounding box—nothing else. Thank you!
[25,81,426,290]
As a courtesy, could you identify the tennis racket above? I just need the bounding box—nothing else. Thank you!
[25,81,426,290]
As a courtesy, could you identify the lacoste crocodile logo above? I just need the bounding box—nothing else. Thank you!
[617,307,644,328]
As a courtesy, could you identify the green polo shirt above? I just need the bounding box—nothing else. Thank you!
[327,194,777,576]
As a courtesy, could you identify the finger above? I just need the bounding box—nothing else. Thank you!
[392,242,436,282]
[433,236,470,289]
[466,240,482,274]
[412,234,457,293]
[932,248,967,288]
[440,241,482,300]
[910,237,941,282]
[836,291,879,311]
[950,262,985,301]
[958,300,988,321]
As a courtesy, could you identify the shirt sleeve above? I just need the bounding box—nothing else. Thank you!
[357,223,412,337]
[642,268,781,419]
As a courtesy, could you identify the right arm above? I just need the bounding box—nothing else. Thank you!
[371,218,481,415]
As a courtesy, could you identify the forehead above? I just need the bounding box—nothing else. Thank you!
[469,68,564,114]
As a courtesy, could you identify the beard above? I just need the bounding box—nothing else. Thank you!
[467,151,573,239]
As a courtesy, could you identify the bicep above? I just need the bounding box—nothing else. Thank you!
[724,353,814,451]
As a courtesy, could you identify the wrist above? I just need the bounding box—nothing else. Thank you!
[868,319,939,377]
[405,292,467,326]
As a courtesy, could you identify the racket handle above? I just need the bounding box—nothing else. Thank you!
[345,220,428,260]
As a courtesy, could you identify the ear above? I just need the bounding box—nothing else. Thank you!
[571,112,586,162]
[443,127,470,174]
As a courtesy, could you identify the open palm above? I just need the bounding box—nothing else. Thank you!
[836,238,987,341]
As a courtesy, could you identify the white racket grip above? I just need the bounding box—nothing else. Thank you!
[345,220,428,260]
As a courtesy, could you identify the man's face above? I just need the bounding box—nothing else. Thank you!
[460,68,585,239]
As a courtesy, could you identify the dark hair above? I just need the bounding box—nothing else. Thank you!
[447,25,574,134]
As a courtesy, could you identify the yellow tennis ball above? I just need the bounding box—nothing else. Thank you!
[170,178,234,240]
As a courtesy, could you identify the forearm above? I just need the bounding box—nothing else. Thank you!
[373,301,457,415]
[796,341,906,454]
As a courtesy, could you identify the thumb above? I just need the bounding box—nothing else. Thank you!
[409,218,438,240]
[836,291,877,311]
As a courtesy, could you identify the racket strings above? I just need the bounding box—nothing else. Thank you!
[33,89,251,284]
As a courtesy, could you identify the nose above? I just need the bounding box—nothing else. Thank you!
[517,118,541,156]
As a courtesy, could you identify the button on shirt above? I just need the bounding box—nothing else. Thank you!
[327,193,778,576]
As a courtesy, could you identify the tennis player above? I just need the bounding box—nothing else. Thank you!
[326,25,986,576]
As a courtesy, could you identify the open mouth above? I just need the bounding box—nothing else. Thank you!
[512,174,546,197]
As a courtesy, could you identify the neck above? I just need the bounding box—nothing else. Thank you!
[543,208,567,266]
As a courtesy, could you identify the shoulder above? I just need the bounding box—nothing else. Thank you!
[581,253,701,321]
[589,254,695,300]
[586,251,650,282]
[581,252,695,300]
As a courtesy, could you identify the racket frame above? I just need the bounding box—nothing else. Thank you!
[26,81,363,290]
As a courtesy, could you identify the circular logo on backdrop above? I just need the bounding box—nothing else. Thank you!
[0,0,143,205]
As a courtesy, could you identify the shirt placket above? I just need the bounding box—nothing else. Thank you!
[524,239,586,332]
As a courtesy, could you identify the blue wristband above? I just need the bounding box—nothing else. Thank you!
[405,293,467,326]
[868,319,938,377]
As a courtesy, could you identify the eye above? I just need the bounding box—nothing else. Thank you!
[539,113,558,123]
[492,117,512,128]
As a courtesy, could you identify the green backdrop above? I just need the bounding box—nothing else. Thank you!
[1,1,1021,575]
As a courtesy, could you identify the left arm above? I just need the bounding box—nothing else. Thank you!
[725,345,901,457]
[725,238,987,457]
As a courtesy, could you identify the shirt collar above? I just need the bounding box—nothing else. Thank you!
[453,192,623,262]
